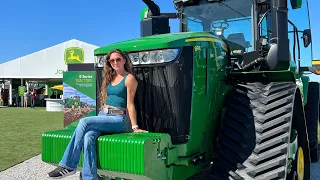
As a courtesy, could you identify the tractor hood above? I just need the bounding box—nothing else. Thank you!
[94,32,223,55]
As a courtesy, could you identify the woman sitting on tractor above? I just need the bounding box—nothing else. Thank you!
[47,49,147,180]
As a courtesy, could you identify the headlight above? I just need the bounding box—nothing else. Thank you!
[94,55,105,68]
[128,48,180,65]
[128,53,140,65]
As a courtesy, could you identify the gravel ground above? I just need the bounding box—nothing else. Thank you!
[0,155,80,180]
[0,152,320,180]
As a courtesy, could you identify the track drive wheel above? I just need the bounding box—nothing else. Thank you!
[287,135,310,180]
[287,87,311,180]
[210,82,310,180]
[295,147,305,180]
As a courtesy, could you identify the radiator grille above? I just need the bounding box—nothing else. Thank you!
[133,46,193,144]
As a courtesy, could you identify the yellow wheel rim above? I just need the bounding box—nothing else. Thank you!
[297,147,304,180]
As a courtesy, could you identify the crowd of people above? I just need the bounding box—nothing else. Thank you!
[0,88,46,108]
[22,89,38,108]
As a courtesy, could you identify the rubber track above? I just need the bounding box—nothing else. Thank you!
[304,82,319,162]
[211,82,297,180]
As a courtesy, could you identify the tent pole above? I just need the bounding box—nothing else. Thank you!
[45,83,48,96]
[21,78,23,107]
[9,79,12,106]
[26,80,29,93]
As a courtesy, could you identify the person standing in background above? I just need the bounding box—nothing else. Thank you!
[0,89,3,106]
[23,90,28,108]
[30,89,36,108]
[13,92,19,107]
[39,92,45,107]
[2,89,8,106]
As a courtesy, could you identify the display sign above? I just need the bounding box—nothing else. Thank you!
[45,99,64,112]
[55,47,85,75]
[63,71,96,129]
[64,47,84,65]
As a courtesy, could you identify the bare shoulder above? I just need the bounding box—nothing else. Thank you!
[126,73,136,81]
[125,73,137,86]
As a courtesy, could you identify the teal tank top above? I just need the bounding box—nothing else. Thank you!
[105,75,128,109]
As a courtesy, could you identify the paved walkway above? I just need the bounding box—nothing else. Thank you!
[0,153,319,180]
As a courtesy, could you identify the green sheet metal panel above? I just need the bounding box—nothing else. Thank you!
[97,134,145,174]
[42,130,172,179]
[42,130,85,166]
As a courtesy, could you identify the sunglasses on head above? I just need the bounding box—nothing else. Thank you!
[108,57,122,63]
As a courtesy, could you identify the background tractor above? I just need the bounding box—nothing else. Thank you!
[64,96,82,109]
[42,0,320,179]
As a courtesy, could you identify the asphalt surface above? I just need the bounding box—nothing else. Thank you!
[310,151,320,180]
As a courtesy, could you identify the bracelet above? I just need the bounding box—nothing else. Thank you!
[132,125,139,130]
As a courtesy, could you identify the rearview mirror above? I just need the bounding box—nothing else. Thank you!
[290,0,302,9]
[302,29,312,48]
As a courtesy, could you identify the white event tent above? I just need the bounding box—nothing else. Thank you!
[0,39,99,105]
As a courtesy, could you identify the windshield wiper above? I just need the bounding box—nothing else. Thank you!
[219,1,252,23]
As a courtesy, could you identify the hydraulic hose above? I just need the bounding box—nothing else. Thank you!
[241,57,266,71]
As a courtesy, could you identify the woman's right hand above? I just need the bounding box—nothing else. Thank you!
[134,129,148,133]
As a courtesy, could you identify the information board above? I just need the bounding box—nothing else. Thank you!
[18,86,25,97]
[62,71,97,129]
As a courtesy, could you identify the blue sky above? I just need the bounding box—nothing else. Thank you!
[0,0,319,78]
[0,0,179,63]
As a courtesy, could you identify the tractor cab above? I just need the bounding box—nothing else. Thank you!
[179,0,256,70]
[178,0,316,73]
[181,0,253,53]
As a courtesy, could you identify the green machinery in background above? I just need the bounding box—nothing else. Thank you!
[42,0,320,179]
[64,96,86,109]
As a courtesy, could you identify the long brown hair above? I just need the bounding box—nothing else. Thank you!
[99,49,133,107]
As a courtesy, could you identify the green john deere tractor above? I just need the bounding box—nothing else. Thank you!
[42,0,320,179]
[64,96,81,109]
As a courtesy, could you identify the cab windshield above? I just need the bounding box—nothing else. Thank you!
[181,0,254,53]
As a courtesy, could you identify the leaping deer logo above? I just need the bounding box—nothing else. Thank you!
[64,47,84,65]
[68,50,81,62]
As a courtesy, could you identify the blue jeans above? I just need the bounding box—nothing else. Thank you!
[31,98,35,108]
[59,111,126,180]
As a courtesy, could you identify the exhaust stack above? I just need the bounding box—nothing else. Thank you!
[140,0,170,37]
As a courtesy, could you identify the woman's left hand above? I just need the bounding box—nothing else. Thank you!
[134,129,148,133]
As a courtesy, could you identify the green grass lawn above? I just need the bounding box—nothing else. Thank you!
[0,107,63,171]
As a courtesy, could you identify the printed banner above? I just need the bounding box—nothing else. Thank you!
[63,71,97,129]
[18,86,25,97]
